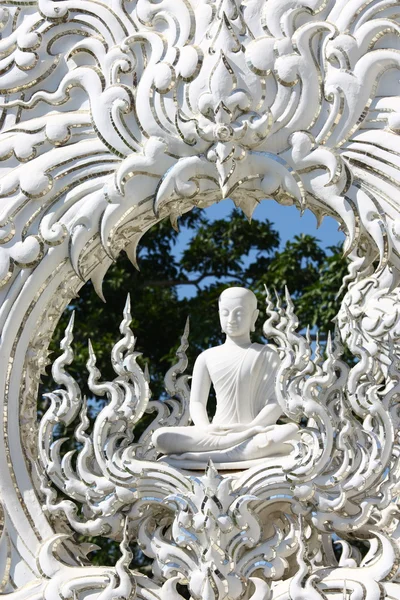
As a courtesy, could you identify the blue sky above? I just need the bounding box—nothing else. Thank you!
[173,199,345,298]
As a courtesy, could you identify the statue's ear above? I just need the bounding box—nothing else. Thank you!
[251,309,259,332]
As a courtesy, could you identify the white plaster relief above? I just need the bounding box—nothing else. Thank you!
[0,0,399,598]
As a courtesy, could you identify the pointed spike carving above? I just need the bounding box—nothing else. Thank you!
[75,395,89,445]
[326,331,333,358]
[274,288,282,311]
[117,518,133,569]
[60,311,75,352]
[87,338,96,364]
[144,362,150,384]
[264,284,273,310]
[90,258,113,303]
[164,318,190,397]
[239,197,259,222]
[170,211,180,232]
[315,330,322,366]
[124,293,131,320]
[111,295,136,377]
[119,292,134,342]
[125,233,143,272]
[285,286,295,319]
[86,338,103,393]
[284,285,292,306]
[182,316,190,345]
[51,311,81,402]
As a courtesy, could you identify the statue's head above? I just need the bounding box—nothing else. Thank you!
[218,287,259,338]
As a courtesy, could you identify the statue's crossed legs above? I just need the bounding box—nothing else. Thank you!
[153,422,299,462]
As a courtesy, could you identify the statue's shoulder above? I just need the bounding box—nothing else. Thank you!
[197,344,231,365]
[194,345,220,365]
[250,343,280,367]
[251,342,279,355]
[201,345,223,358]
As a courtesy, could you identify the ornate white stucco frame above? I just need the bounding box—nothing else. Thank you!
[1,1,400,598]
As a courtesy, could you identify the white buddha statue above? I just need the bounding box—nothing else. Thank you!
[152,287,298,469]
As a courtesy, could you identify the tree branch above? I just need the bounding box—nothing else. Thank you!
[140,272,245,289]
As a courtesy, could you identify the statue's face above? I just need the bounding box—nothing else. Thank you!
[219,295,258,338]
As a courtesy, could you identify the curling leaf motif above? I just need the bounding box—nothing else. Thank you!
[0,0,398,282]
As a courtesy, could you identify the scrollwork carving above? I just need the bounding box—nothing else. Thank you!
[0,0,398,286]
[1,0,400,598]
[27,288,400,598]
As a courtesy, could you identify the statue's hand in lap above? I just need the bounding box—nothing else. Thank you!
[151,286,299,468]
[215,423,249,433]
[206,424,231,435]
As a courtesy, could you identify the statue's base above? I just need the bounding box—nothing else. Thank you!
[158,453,297,472]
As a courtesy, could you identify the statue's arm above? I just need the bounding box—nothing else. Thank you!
[189,352,212,427]
[248,349,282,427]
[249,402,282,427]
